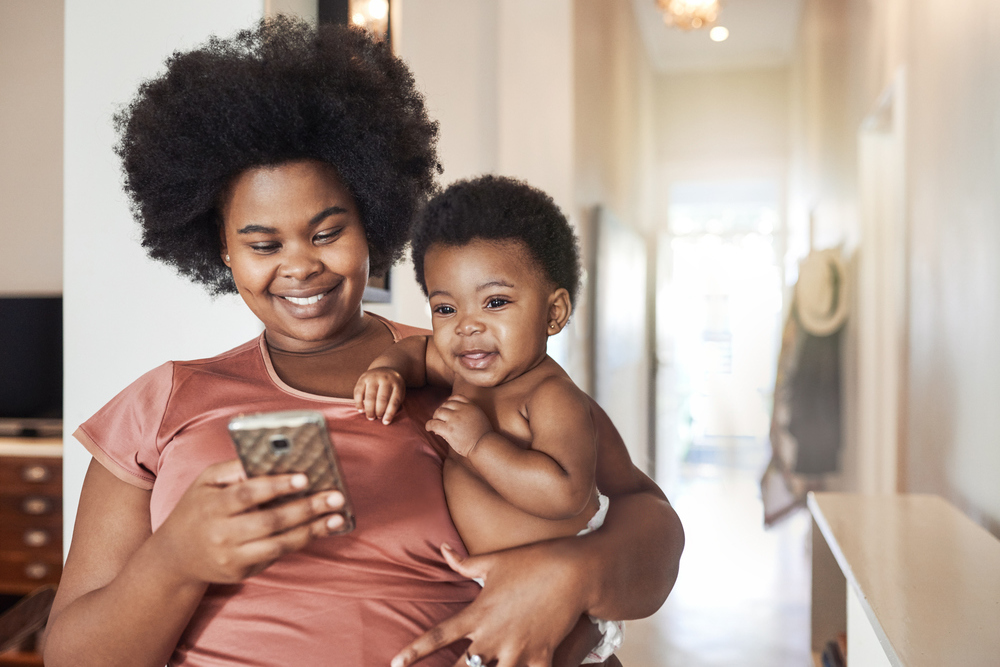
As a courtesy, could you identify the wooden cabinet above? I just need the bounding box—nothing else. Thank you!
[0,438,62,666]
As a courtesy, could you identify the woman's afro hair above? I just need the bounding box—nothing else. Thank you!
[114,16,440,294]
[410,175,581,305]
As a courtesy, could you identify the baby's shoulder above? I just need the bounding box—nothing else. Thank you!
[524,369,591,414]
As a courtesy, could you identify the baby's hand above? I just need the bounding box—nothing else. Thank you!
[425,395,492,457]
[353,368,406,424]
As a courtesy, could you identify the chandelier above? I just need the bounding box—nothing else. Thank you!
[656,0,721,30]
[350,0,389,39]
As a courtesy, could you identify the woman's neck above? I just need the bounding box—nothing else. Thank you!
[263,310,372,356]
[265,313,396,398]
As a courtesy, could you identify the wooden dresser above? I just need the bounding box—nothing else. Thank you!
[0,437,62,666]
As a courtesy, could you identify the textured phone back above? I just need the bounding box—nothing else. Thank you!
[229,411,354,530]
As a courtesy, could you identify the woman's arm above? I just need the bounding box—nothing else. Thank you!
[391,399,684,667]
[44,459,348,667]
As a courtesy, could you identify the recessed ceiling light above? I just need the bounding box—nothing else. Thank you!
[710,26,729,42]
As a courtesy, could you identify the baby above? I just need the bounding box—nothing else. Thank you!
[354,175,623,664]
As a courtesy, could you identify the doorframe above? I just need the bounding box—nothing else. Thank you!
[854,68,908,494]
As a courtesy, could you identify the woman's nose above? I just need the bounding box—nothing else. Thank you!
[282,244,323,281]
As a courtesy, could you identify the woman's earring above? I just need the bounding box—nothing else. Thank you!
[549,323,556,329]
[225,254,230,263]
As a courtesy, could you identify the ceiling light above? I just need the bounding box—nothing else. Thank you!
[656,0,721,31]
[349,0,389,39]
[368,0,389,20]
[710,26,729,41]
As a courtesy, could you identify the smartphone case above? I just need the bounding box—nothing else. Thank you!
[228,410,355,532]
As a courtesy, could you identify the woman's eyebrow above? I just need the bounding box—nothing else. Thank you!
[309,205,348,226]
[236,206,348,234]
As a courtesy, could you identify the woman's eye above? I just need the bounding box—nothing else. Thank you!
[486,298,510,309]
[249,243,280,253]
[433,305,456,315]
[315,228,343,244]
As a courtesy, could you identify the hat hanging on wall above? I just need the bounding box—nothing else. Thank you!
[795,248,849,336]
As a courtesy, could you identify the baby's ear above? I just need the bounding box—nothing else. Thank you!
[546,288,572,336]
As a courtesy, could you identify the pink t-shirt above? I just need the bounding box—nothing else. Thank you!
[75,318,479,666]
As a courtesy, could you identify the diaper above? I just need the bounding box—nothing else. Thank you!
[472,492,625,665]
[575,493,625,664]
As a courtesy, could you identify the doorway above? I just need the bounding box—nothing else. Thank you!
[617,179,812,667]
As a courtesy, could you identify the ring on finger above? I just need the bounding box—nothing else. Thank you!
[465,652,483,667]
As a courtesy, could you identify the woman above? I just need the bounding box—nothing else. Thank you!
[44,18,683,667]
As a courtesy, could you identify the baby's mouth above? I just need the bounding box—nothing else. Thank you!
[458,350,497,370]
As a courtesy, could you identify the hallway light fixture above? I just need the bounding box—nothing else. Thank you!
[350,0,389,39]
[656,0,721,30]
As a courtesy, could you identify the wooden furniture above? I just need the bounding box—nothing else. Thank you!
[808,492,1000,667]
[0,437,62,666]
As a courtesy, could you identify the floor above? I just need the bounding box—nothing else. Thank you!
[617,446,812,667]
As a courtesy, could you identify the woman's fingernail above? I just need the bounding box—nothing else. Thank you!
[391,656,405,667]
[327,514,344,530]
[327,491,344,508]
[291,474,308,489]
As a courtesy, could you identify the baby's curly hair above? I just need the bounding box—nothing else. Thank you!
[411,175,581,305]
[114,16,439,294]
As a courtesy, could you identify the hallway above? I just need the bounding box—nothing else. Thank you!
[618,443,812,667]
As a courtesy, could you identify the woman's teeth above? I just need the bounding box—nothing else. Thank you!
[284,292,326,306]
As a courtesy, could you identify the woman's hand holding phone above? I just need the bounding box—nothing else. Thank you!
[150,459,347,585]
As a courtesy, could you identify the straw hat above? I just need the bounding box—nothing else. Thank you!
[795,248,849,336]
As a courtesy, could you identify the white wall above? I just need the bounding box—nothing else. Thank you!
[0,0,63,295]
[790,0,1000,531]
[384,0,577,366]
[62,0,268,548]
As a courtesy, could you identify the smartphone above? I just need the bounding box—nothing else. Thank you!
[228,409,355,533]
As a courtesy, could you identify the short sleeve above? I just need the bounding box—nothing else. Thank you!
[73,362,175,490]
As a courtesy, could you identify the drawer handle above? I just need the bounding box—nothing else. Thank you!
[24,528,51,548]
[24,562,49,580]
[21,464,52,483]
[21,496,53,515]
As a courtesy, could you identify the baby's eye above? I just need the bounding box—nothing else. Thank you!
[433,304,456,315]
[486,297,510,309]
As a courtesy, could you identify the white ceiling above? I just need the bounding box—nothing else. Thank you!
[631,0,804,73]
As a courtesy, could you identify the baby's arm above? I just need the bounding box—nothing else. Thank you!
[354,335,454,423]
[427,377,596,520]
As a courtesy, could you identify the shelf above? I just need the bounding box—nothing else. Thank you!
[809,493,1000,667]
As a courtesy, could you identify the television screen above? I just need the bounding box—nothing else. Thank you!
[0,297,62,428]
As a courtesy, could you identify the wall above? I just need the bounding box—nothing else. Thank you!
[573,0,657,471]
[791,0,1000,530]
[904,0,1000,529]
[62,0,268,547]
[0,0,63,295]
[386,0,578,379]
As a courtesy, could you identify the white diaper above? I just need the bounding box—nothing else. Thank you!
[472,492,625,665]
[575,493,624,664]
